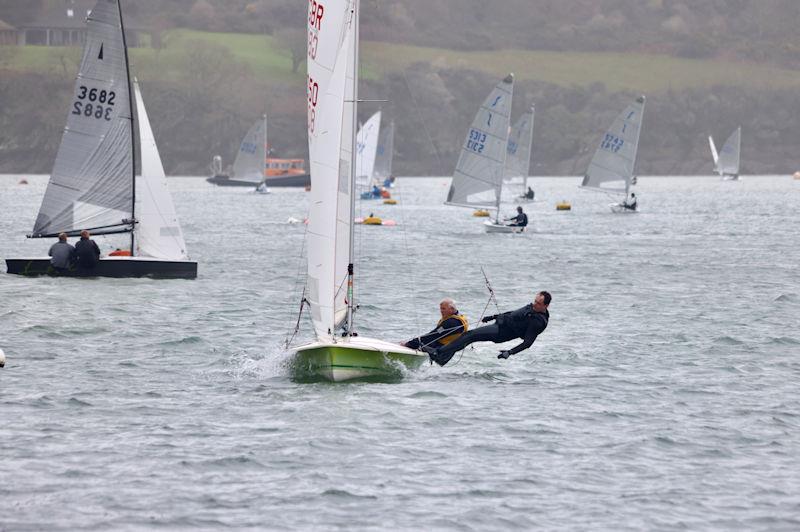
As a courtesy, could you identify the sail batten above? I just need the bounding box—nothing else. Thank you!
[32,0,133,238]
[447,74,514,209]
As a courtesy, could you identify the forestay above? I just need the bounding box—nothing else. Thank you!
[354,110,381,189]
[715,127,741,177]
[373,118,395,182]
[232,117,267,183]
[581,95,645,196]
[32,0,133,238]
[505,105,534,182]
[133,81,188,260]
[446,74,514,210]
[307,0,354,338]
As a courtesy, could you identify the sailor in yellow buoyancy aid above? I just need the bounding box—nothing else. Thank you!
[403,298,468,350]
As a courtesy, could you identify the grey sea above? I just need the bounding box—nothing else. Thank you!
[1,175,799,531]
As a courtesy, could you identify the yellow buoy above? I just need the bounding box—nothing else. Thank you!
[473,209,490,217]
[383,199,397,205]
[556,201,572,211]
[363,216,383,225]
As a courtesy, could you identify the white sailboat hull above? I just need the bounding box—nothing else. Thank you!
[483,220,526,233]
[610,202,638,214]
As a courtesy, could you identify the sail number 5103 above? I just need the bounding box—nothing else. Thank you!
[72,85,116,121]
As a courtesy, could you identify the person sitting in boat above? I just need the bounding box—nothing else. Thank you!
[74,230,101,269]
[403,298,468,351]
[48,233,75,273]
[623,193,637,211]
[522,186,535,200]
[505,206,528,227]
[425,292,550,366]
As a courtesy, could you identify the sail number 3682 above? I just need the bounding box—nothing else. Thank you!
[72,85,116,121]
[467,129,487,154]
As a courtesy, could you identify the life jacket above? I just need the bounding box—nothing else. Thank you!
[436,312,469,345]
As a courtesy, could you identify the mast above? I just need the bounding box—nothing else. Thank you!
[522,105,534,192]
[346,0,359,336]
[263,113,268,176]
[118,0,136,255]
[495,73,513,224]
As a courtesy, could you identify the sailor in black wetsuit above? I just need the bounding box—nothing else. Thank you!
[404,298,468,351]
[523,186,534,200]
[623,192,637,211]
[426,291,550,366]
[505,206,528,227]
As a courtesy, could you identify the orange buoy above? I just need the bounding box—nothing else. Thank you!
[109,249,131,256]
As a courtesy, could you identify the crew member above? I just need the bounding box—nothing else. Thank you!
[505,206,528,227]
[48,233,74,273]
[74,230,101,269]
[404,298,468,351]
[426,291,550,366]
[624,192,637,211]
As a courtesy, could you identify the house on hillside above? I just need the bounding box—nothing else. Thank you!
[0,19,16,45]
[16,0,145,47]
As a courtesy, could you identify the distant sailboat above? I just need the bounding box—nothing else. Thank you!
[207,116,268,188]
[355,110,383,199]
[447,74,523,233]
[580,95,645,214]
[709,127,741,181]
[5,0,196,279]
[505,105,535,202]
[374,118,395,188]
[291,0,427,381]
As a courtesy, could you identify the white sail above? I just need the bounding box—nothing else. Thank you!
[446,74,514,210]
[32,0,133,238]
[355,111,381,188]
[714,127,741,178]
[708,136,720,167]
[373,118,395,182]
[581,95,645,196]
[133,81,188,261]
[307,0,354,338]
[505,105,535,183]
[232,116,267,183]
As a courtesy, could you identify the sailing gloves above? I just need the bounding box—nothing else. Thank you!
[481,315,497,323]
[497,350,511,359]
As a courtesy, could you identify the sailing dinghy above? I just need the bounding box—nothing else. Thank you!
[5,0,196,279]
[374,118,396,188]
[505,106,535,202]
[291,0,427,382]
[709,127,741,181]
[447,74,524,233]
[580,95,645,214]
[355,110,384,200]
[207,115,268,188]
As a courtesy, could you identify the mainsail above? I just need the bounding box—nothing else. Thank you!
[505,105,535,185]
[713,127,741,177]
[354,110,381,189]
[581,95,645,196]
[446,74,514,210]
[133,81,187,260]
[373,118,395,183]
[232,116,267,183]
[32,0,133,238]
[306,0,354,338]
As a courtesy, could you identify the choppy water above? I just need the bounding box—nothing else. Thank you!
[1,174,799,530]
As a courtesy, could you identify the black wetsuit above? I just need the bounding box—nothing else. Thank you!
[508,212,528,227]
[624,200,637,211]
[524,189,534,200]
[405,313,467,350]
[431,304,548,366]
[74,237,101,269]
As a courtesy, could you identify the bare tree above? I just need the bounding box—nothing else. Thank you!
[274,28,306,74]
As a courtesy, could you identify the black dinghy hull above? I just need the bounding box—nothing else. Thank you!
[261,173,311,188]
[205,175,259,187]
[5,257,197,279]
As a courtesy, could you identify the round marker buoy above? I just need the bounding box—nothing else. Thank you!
[0,348,5,368]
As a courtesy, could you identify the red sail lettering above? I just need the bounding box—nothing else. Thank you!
[309,1,324,31]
